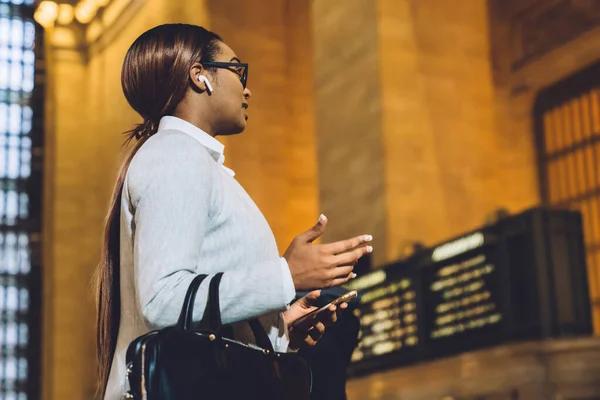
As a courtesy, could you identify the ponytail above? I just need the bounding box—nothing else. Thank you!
[94,120,157,399]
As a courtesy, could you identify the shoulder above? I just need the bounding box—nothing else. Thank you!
[127,130,217,201]
[132,129,214,167]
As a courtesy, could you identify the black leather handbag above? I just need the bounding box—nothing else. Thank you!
[124,273,312,400]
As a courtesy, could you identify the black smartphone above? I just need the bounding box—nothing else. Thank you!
[290,290,358,330]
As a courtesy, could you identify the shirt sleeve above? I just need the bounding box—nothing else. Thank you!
[275,257,296,351]
[129,132,291,329]
[279,257,296,304]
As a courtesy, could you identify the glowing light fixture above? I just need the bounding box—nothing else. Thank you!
[33,1,59,28]
[75,0,97,24]
[57,4,74,25]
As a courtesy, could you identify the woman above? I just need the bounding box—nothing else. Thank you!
[95,23,373,400]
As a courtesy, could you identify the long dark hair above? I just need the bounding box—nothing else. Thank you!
[94,24,222,398]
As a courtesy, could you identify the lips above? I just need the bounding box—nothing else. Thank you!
[242,103,248,110]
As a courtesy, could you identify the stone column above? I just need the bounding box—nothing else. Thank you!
[44,24,96,400]
[312,0,505,265]
[312,0,388,264]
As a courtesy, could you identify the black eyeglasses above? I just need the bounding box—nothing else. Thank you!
[202,62,249,89]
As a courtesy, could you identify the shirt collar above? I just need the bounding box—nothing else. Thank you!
[157,116,235,177]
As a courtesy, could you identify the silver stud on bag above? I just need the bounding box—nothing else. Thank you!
[209,334,216,341]
[126,363,133,376]
[124,392,134,399]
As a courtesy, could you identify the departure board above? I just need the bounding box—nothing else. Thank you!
[346,267,421,375]
[346,207,593,377]
[420,245,508,357]
[350,275,418,363]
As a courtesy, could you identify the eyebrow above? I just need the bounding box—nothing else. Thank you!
[230,57,242,63]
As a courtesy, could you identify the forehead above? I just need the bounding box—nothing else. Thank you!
[215,42,238,61]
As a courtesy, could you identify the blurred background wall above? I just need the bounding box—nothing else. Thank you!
[2,0,600,398]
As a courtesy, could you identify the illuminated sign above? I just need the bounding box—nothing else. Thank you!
[431,232,485,262]
[348,208,592,378]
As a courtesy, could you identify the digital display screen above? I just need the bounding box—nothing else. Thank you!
[350,275,418,363]
[346,208,593,377]
[421,249,506,351]
[348,232,508,373]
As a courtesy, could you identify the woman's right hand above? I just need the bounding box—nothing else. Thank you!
[283,214,373,291]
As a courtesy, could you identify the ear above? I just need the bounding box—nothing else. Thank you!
[189,63,211,93]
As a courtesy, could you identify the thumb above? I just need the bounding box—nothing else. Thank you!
[301,214,328,243]
[298,290,321,308]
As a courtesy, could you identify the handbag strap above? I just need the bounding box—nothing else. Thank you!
[177,272,277,354]
[248,319,275,352]
[176,273,208,330]
[206,271,224,331]
[175,272,223,331]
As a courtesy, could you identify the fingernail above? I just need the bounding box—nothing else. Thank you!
[364,235,373,242]
[318,214,327,223]
[366,245,373,253]
[351,273,357,279]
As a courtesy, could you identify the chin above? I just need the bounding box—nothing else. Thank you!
[220,121,246,136]
[214,114,248,136]
[218,123,246,136]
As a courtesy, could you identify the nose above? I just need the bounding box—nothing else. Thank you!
[243,87,252,100]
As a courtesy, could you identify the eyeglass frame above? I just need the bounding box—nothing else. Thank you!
[202,61,249,89]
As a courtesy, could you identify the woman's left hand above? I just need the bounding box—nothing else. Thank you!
[283,290,348,351]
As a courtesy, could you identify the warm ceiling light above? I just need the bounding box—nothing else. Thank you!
[33,1,59,29]
[75,0,97,24]
[57,4,74,25]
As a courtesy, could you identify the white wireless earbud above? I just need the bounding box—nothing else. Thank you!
[198,75,214,93]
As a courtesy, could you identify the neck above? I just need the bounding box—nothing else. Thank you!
[173,101,216,137]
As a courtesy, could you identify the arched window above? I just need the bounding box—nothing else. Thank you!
[0,0,44,397]
[534,61,600,334]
